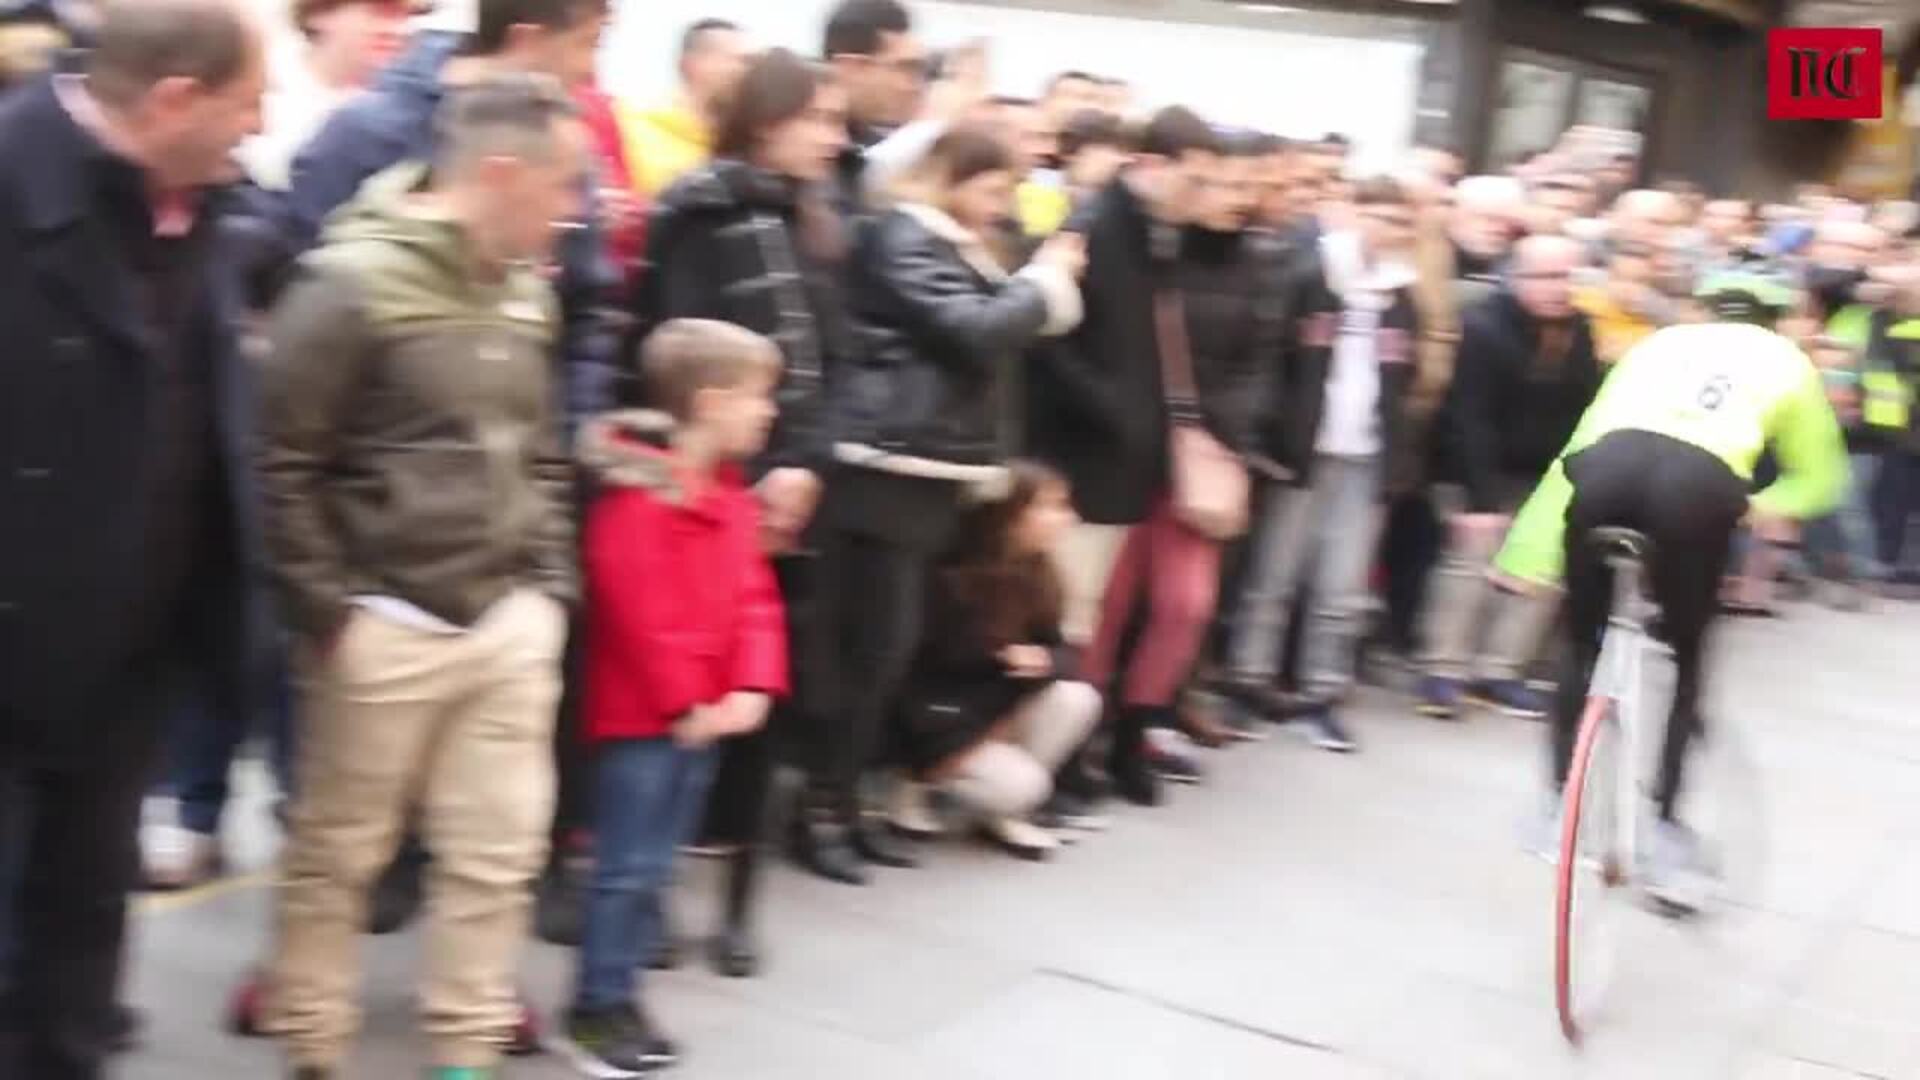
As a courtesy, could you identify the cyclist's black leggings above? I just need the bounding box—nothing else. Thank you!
[1552,430,1750,821]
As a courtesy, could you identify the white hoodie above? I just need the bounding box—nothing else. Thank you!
[1314,230,1417,458]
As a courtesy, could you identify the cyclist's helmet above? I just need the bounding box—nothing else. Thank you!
[1695,268,1798,327]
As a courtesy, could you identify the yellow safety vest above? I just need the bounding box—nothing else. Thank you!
[1828,306,1916,432]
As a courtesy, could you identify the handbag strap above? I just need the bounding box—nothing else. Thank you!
[1153,289,1203,426]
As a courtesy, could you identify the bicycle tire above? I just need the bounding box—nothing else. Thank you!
[1555,695,1626,1045]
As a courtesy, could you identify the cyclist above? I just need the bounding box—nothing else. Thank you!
[1496,269,1849,909]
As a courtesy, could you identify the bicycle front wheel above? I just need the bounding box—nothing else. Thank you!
[1555,695,1627,1045]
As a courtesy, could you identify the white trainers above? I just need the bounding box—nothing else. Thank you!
[886,779,943,840]
[141,822,222,891]
[984,816,1060,861]
[1641,819,1713,916]
[1523,793,1564,864]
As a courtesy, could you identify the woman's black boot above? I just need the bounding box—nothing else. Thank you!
[712,844,764,978]
[851,813,920,868]
[1109,706,1165,807]
[785,791,867,886]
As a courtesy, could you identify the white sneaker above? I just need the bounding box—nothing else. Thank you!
[887,779,943,840]
[1145,727,1200,756]
[984,817,1060,861]
[141,822,222,891]
[1822,581,1868,612]
[1523,793,1564,864]
[1641,819,1712,916]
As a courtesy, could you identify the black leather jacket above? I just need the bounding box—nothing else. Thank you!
[838,206,1076,473]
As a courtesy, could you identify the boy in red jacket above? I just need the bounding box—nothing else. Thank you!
[560,320,788,1075]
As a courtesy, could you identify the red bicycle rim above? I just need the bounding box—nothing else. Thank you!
[1555,695,1616,1045]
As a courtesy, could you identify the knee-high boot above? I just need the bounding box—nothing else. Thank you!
[1108,705,1165,807]
[712,844,763,978]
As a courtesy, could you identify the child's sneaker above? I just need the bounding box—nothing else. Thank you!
[558,1005,675,1077]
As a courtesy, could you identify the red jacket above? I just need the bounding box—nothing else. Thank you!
[580,411,788,743]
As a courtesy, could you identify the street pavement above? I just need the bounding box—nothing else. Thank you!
[123,600,1920,1080]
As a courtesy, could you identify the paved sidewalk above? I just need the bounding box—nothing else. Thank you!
[123,603,1920,1080]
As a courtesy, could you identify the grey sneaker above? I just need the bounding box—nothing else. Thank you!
[1221,705,1270,742]
[1822,581,1868,612]
[1641,819,1712,916]
[1536,791,1566,857]
[1475,679,1551,720]
[1296,706,1358,753]
[1523,793,1564,863]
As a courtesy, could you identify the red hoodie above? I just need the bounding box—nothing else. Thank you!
[579,412,788,742]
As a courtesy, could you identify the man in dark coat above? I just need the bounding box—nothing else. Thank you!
[819,0,925,222]
[1028,107,1258,803]
[1029,106,1229,529]
[1417,234,1601,720]
[0,2,266,1076]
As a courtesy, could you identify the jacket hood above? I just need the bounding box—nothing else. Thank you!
[577,410,692,499]
[313,163,555,329]
[321,163,475,275]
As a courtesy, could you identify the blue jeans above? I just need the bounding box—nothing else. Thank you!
[1805,452,1886,583]
[157,651,294,835]
[574,738,717,1011]
[1882,451,1920,579]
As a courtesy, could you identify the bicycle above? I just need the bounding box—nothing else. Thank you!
[1552,527,1765,1045]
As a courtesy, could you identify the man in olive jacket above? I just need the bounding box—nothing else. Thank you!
[258,75,581,1076]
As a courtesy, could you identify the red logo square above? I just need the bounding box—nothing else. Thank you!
[1768,27,1883,120]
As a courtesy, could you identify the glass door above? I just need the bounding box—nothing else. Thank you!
[1487,48,1656,170]
[1577,76,1652,133]
[1489,55,1578,169]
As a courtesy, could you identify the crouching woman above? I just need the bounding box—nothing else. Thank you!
[892,463,1102,859]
